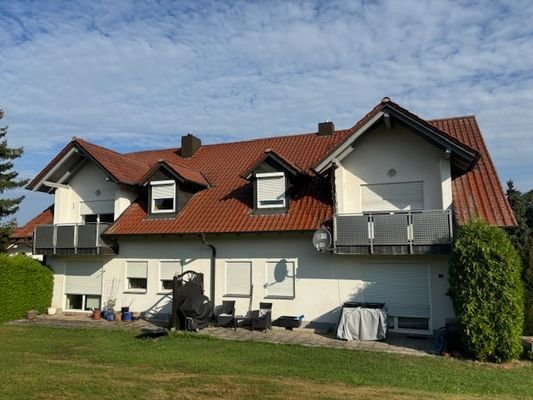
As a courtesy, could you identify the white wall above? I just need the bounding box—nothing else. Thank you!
[52,162,139,224]
[335,124,451,214]
[47,234,454,331]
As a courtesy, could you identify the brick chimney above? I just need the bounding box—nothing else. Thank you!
[181,133,201,157]
[318,121,335,136]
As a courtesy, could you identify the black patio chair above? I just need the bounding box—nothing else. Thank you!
[216,300,235,328]
[251,302,272,333]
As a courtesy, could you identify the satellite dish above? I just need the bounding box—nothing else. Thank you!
[312,228,332,251]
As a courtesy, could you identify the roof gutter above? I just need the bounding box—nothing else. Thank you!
[200,233,216,305]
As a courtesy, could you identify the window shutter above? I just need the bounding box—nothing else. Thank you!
[80,200,114,215]
[127,261,148,279]
[160,261,181,281]
[266,261,294,297]
[362,263,430,318]
[225,261,251,296]
[152,183,175,199]
[65,262,102,295]
[257,173,285,206]
[361,182,424,212]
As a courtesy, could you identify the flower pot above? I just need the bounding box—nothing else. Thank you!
[47,307,56,316]
[92,309,101,320]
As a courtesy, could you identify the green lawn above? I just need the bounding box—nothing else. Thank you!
[0,325,531,399]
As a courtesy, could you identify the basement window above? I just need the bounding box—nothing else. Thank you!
[151,180,176,213]
[256,172,286,209]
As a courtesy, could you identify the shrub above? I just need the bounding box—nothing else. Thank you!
[448,219,524,362]
[0,254,53,322]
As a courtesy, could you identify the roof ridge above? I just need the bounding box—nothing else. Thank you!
[428,115,477,122]
[74,137,151,168]
[124,129,353,156]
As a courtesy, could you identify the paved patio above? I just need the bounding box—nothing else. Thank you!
[7,313,436,356]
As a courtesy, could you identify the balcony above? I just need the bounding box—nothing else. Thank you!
[334,210,453,255]
[33,223,117,256]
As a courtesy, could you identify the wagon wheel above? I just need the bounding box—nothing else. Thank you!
[177,270,203,288]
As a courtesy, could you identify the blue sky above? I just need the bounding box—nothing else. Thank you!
[1,0,533,224]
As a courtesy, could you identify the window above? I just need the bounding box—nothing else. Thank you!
[256,172,286,208]
[66,294,101,311]
[151,180,176,213]
[126,261,148,292]
[225,261,252,297]
[265,260,295,298]
[83,213,114,223]
[160,261,182,291]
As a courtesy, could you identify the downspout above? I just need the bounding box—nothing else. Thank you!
[200,233,216,304]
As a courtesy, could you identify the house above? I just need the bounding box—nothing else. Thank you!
[15,98,515,334]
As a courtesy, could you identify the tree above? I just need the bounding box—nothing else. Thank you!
[449,219,524,362]
[0,108,29,250]
[506,180,533,335]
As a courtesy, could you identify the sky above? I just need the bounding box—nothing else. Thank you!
[1,0,533,225]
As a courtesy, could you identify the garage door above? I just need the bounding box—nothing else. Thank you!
[65,261,102,295]
[362,263,430,318]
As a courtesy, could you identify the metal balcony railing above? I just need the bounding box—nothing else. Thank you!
[33,222,116,255]
[334,209,453,255]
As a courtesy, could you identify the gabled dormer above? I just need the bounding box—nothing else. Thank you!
[242,149,301,214]
[141,159,209,217]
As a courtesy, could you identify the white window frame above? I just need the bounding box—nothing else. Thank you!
[125,260,148,294]
[151,180,176,214]
[158,260,182,293]
[224,260,252,297]
[64,294,102,312]
[256,172,286,209]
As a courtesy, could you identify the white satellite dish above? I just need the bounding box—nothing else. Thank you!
[312,228,332,252]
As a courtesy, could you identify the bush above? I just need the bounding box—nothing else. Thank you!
[0,254,53,322]
[449,219,524,362]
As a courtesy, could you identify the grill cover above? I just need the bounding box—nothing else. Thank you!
[336,303,387,341]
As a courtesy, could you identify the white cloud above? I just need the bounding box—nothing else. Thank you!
[1,0,533,223]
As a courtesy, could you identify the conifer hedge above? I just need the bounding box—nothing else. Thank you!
[449,219,524,362]
[0,254,53,322]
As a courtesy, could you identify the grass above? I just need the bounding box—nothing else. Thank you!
[0,325,531,399]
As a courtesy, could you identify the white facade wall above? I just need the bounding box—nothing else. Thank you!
[335,124,452,214]
[52,162,139,224]
[48,234,455,332]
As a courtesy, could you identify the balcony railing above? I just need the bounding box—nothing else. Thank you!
[334,210,453,255]
[33,223,117,255]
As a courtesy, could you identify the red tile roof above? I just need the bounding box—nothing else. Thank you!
[108,131,350,235]
[18,100,516,239]
[429,116,516,226]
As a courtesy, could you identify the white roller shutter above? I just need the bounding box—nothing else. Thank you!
[225,261,251,296]
[65,262,102,295]
[266,261,295,298]
[127,261,148,278]
[152,183,175,199]
[361,182,424,212]
[160,261,181,281]
[362,263,430,318]
[257,173,285,207]
[80,200,114,215]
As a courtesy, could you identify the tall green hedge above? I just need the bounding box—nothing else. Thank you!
[449,219,524,362]
[0,254,53,322]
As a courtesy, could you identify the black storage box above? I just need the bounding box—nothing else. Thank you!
[276,316,302,330]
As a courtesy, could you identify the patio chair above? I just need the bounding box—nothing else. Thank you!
[216,300,235,328]
[251,302,272,333]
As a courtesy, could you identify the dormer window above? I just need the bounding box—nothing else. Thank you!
[151,180,176,213]
[256,172,286,209]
